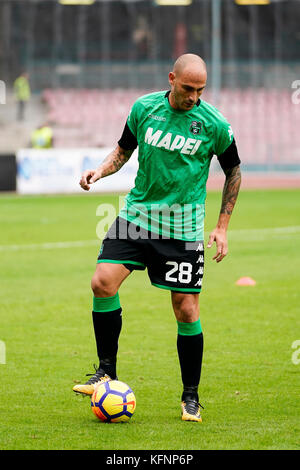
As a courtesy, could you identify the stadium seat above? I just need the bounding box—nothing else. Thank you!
[42,88,300,167]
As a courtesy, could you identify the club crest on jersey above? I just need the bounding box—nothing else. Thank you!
[190,121,202,135]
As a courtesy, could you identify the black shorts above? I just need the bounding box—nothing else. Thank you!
[97,217,204,293]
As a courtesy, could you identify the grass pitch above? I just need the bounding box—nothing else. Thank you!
[0,189,299,450]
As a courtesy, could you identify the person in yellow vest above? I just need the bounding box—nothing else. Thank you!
[13,72,31,121]
[31,123,53,149]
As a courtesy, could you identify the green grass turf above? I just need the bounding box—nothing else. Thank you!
[0,189,299,450]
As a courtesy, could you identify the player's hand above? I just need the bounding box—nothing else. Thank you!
[79,169,101,191]
[207,228,228,263]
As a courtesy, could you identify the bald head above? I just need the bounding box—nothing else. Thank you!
[173,54,207,77]
[168,54,207,111]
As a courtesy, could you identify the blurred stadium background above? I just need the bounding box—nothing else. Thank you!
[0,0,300,193]
[1,2,300,450]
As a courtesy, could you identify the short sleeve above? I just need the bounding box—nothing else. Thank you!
[217,139,241,172]
[126,100,142,138]
[118,122,138,150]
[214,120,234,157]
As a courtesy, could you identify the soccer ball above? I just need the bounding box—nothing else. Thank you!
[91,380,136,423]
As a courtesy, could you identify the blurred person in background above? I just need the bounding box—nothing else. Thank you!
[13,72,31,122]
[31,123,54,149]
[132,16,153,60]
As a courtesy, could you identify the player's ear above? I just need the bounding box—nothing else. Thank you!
[168,71,175,87]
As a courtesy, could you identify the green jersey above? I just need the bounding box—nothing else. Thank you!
[119,90,234,241]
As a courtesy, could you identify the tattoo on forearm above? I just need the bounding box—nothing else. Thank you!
[100,147,133,177]
[221,165,241,215]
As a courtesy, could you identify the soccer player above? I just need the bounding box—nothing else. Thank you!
[73,54,241,422]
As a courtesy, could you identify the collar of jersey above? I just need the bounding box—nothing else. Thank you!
[164,90,201,114]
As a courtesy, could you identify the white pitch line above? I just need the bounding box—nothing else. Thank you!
[0,240,100,252]
[227,225,300,239]
[0,226,299,252]
[228,226,300,235]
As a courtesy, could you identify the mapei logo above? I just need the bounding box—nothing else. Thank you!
[144,127,202,155]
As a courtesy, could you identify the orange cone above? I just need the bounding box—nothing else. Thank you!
[236,276,256,286]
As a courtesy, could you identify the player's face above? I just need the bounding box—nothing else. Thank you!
[168,69,207,111]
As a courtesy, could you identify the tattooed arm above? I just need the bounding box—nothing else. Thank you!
[207,164,241,263]
[79,145,134,191]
